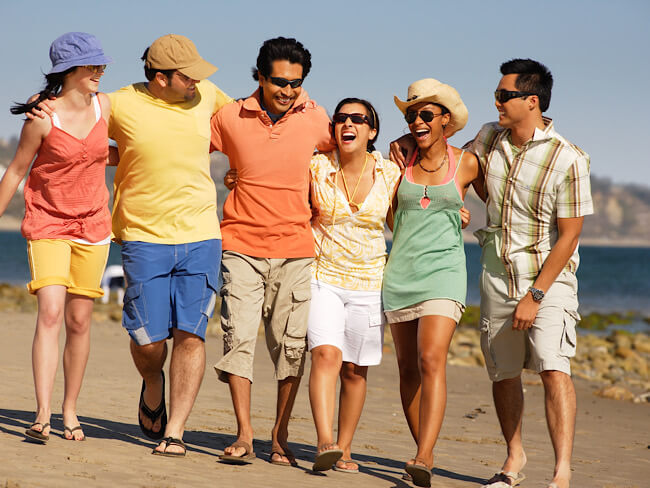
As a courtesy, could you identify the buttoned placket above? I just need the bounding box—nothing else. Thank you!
[499,134,529,296]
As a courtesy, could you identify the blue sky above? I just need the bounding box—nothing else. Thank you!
[1,0,648,185]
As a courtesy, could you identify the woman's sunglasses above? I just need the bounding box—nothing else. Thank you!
[404,110,445,124]
[333,112,372,126]
[494,89,536,103]
[269,76,304,88]
[82,65,107,74]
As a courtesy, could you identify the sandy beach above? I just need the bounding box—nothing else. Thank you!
[0,311,647,488]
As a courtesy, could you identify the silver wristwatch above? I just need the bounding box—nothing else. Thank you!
[528,286,545,303]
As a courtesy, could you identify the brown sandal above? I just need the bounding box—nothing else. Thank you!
[405,458,433,487]
[219,439,256,464]
[25,422,50,444]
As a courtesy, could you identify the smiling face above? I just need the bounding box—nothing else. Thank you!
[406,102,450,150]
[164,70,199,102]
[66,65,106,93]
[259,60,303,115]
[495,73,533,129]
[333,102,377,156]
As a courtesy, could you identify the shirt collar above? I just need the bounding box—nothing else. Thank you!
[242,87,311,114]
[500,116,556,146]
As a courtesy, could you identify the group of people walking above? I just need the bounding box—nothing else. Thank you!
[0,31,592,488]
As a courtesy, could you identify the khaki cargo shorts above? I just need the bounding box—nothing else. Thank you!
[479,268,580,382]
[214,251,313,383]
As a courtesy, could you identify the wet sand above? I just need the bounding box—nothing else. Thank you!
[0,312,647,487]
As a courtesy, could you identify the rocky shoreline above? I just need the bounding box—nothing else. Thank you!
[2,283,648,404]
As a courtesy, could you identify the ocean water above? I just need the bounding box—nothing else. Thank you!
[1,230,648,316]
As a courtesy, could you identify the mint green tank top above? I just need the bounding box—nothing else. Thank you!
[382,149,467,311]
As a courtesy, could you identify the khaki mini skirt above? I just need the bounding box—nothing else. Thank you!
[385,298,465,324]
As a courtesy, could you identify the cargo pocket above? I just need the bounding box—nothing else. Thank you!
[123,283,148,329]
[201,274,218,319]
[369,311,386,327]
[219,271,234,348]
[479,317,496,369]
[560,309,579,358]
[284,287,311,360]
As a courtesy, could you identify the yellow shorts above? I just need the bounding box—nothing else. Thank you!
[27,239,110,298]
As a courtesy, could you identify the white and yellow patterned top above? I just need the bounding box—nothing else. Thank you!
[310,150,401,291]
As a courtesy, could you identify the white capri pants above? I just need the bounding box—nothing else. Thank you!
[307,280,385,366]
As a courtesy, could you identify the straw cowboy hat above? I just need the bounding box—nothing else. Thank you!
[394,78,468,137]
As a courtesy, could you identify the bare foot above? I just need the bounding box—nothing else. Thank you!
[140,374,164,433]
[62,411,85,440]
[271,442,297,466]
[153,436,186,456]
[28,418,51,437]
[501,449,527,476]
[548,468,571,488]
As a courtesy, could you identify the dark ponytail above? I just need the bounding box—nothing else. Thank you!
[10,67,76,115]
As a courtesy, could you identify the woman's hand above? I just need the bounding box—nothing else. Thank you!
[460,206,471,229]
[224,169,238,190]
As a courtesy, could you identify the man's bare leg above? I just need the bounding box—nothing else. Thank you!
[223,373,254,457]
[492,376,528,477]
[271,376,301,464]
[540,370,575,488]
[130,338,167,436]
[152,329,206,454]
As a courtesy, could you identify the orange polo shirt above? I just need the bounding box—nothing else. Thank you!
[210,89,333,258]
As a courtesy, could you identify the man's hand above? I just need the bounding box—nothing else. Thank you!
[224,169,238,190]
[512,292,540,330]
[460,206,471,229]
[24,94,55,120]
[389,134,416,169]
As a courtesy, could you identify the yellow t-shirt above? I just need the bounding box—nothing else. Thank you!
[108,80,233,244]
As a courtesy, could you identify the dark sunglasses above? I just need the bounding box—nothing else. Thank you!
[333,112,372,126]
[269,76,304,88]
[404,110,445,124]
[494,89,536,103]
[82,65,107,74]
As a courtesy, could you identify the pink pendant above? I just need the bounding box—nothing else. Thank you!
[420,196,430,209]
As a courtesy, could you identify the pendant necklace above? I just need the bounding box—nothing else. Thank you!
[340,153,370,211]
[417,151,448,209]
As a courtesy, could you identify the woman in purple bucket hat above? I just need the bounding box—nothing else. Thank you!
[2,32,112,443]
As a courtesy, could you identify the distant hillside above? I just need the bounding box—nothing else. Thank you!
[0,136,648,247]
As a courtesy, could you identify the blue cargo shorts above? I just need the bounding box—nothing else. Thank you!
[121,239,221,345]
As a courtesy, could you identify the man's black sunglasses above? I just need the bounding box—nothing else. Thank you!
[494,89,536,103]
[404,109,445,125]
[332,112,372,126]
[269,76,304,88]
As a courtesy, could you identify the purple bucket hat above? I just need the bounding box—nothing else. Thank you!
[48,32,113,74]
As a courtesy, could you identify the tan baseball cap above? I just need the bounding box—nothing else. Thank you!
[145,34,217,80]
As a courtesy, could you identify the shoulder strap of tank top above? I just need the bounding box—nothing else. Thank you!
[91,93,101,122]
[51,112,62,129]
[454,149,466,177]
[50,94,101,130]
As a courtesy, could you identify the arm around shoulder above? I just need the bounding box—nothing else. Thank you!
[462,151,487,201]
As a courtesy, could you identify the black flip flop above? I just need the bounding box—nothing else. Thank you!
[138,371,167,440]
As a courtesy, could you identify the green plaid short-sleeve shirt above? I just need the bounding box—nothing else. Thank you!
[469,118,593,298]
